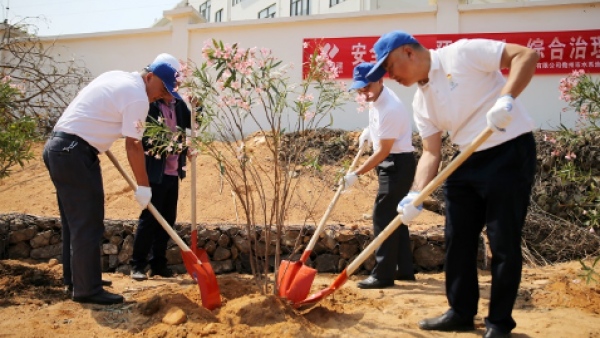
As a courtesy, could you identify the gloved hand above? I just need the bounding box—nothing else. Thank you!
[397,191,423,223]
[486,95,514,132]
[135,186,152,209]
[358,127,371,149]
[342,172,359,191]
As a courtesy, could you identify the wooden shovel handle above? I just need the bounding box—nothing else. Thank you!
[346,127,494,275]
[105,149,193,254]
[304,143,367,255]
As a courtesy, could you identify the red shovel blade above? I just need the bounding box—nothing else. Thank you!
[277,260,302,298]
[181,250,222,310]
[293,269,349,308]
[282,264,317,303]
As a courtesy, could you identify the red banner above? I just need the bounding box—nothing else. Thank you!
[303,30,600,78]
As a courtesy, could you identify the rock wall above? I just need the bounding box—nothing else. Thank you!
[0,213,491,276]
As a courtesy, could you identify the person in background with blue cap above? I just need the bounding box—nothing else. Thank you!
[43,58,180,305]
[131,54,192,281]
[367,31,539,338]
[342,62,416,289]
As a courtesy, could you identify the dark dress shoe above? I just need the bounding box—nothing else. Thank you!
[395,272,416,281]
[357,276,394,289]
[418,311,475,331]
[66,279,112,292]
[483,328,510,338]
[149,266,174,278]
[72,290,124,305]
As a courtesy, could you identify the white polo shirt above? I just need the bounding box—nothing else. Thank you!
[54,71,150,152]
[412,39,535,151]
[368,85,414,154]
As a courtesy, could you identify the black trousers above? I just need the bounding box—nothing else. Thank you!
[43,133,104,298]
[371,152,416,280]
[130,175,179,271]
[443,132,536,333]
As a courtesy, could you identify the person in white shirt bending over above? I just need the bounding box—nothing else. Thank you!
[343,62,416,289]
[43,60,181,305]
[367,31,539,338]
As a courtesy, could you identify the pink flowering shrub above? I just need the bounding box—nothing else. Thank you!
[559,69,600,131]
[536,70,600,231]
[146,39,351,294]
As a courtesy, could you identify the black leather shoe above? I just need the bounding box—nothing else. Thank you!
[66,279,112,293]
[72,290,124,305]
[483,328,510,338]
[357,276,394,289]
[395,272,416,281]
[149,266,174,278]
[418,311,475,331]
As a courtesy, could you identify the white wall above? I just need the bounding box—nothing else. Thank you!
[42,1,600,133]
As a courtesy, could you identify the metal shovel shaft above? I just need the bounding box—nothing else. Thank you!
[105,150,196,257]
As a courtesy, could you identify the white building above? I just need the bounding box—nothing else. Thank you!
[154,0,528,25]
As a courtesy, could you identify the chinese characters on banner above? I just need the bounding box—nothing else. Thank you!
[302,30,600,78]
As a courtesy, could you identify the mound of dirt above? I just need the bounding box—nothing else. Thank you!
[0,259,600,337]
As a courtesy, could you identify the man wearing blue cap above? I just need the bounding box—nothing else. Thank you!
[342,62,416,289]
[367,31,539,338]
[43,59,180,305]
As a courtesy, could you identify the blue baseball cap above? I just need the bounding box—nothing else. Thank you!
[366,30,419,82]
[146,61,182,100]
[349,63,382,90]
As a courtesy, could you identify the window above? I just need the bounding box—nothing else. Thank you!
[258,3,276,19]
[215,9,223,22]
[199,1,211,22]
[329,0,346,7]
[290,0,310,16]
[232,0,243,5]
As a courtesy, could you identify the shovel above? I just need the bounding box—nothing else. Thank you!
[294,127,494,308]
[105,150,222,310]
[278,142,367,303]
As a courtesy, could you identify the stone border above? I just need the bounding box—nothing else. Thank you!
[0,213,491,275]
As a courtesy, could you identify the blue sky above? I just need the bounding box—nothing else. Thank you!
[4,0,182,36]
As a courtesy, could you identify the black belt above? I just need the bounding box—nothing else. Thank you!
[51,131,99,155]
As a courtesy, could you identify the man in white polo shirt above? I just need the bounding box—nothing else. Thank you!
[367,31,539,338]
[43,59,181,305]
[343,62,416,289]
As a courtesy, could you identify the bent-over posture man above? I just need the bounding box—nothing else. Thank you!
[367,31,539,338]
[343,62,416,289]
[43,60,181,305]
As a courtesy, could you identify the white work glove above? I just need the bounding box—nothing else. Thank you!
[135,186,152,210]
[358,127,371,149]
[486,95,514,132]
[397,191,423,223]
[342,172,359,191]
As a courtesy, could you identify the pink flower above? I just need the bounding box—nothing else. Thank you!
[148,139,153,145]
[260,47,270,55]
[155,154,161,159]
[304,111,315,121]
[157,117,163,124]
[303,42,309,49]
[134,119,145,133]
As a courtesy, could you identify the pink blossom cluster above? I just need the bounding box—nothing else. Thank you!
[559,69,584,103]
[355,93,368,113]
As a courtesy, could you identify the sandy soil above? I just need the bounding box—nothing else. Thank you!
[0,259,599,338]
[1,138,600,337]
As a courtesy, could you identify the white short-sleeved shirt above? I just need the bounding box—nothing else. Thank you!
[368,85,414,154]
[54,71,150,152]
[412,39,535,151]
